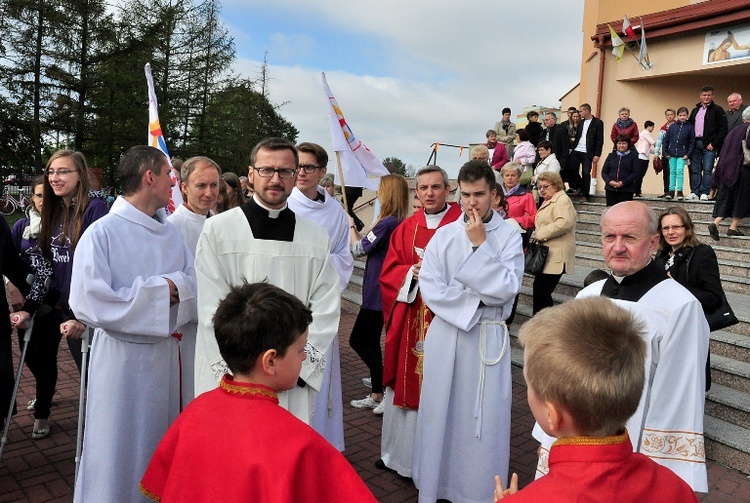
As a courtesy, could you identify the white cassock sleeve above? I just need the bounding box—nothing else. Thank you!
[70,228,197,341]
[419,223,524,332]
[329,213,354,293]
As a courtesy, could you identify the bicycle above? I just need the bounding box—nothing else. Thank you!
[1,186,31,215]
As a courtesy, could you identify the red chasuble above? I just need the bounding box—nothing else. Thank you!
[504,430,698,503]
[380,203,462,409]
[140,375,377,503]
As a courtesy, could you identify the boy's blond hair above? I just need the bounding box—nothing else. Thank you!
[519,297,646,436]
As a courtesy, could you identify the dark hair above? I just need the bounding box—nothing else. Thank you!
[213,281,313,375]
[118,145,168,196]
[40,150,95,259]
[700,85,714,93]
[221,172,246,209]
[567,106,577,112]
[516,128,530,142]
[250,137,299,168]
[579,103,592,112]
[615,133,632,148]
[458,160,496,192]
[644,121,655,129]
[677,106,689,115]
[296,142,329,168]
[537,140,553,151]
[526,111,539,120]
[502,107,511,115]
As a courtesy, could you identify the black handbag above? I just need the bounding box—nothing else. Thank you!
[524,240,549,275]
[686,248,739,331]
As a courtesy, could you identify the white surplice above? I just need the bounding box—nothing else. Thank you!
[288,186,351,450]
[193,205,341,424]
[413,212,524,503]
[168,203,211,406]
[70,196,198,503]
[532,278,709,493]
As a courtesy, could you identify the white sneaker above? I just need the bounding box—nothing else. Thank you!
[700,194,709,201]
[361,377,372,389]
[350,395,380,409]
[26,398,36,411]
[687,193,698,200]
[373,399,386,415]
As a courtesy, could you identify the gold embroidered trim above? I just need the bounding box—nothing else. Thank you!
[220,379,278,400]
[552,430,629,448]
[640,428,705,463]
[139,483,161,502]
[536,445,550,475]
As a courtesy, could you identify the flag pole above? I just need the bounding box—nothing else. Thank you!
[336,152,350,211]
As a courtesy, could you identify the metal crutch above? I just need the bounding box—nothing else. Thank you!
[0,300,51,462]
[74,325,92,483]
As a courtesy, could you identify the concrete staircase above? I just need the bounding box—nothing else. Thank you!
[341,194,750,475]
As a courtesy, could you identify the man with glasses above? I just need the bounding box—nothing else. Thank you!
[287,141,352,450]
[194,137,341,432]
[532,201,709,492]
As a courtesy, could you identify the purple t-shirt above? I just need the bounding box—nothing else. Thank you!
[360,215,401,311]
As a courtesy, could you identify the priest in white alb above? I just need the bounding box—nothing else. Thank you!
[69,145,198,502]
[194,137,340,426]
[532,201,709,492]
[168,156,221,405]
[287,141,351,450]
[413,160,524,503]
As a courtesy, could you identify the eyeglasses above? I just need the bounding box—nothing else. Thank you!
[299,164,322,174]
[253,167,297,179]
[661,225,685,233]
[538,184,553,190]
[44,168,79,177]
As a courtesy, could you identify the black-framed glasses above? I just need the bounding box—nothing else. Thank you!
[253,167,297,179]
[661,225,685,233]
[299,164,322,174]
[44,168,79,177]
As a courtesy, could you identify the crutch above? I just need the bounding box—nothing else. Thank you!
[0,275,51,462]
[74,325,92,483]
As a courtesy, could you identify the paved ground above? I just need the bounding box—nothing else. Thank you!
[1,310,749,502]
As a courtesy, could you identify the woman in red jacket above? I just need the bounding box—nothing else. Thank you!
[610,106,639,147]
[500,162,536,250]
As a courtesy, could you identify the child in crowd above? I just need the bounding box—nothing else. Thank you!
[140,281,377,503]
[493,296,698,502]
[662,106,695,200]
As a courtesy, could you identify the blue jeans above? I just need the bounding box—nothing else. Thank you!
[689,139,716,196]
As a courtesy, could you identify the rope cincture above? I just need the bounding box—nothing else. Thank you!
[474,320,508,438]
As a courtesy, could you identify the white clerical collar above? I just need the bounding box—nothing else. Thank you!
[253,194,287,219]
[611,260,652,283]
[424,204,449,230]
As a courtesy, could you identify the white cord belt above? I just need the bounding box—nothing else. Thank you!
[474,320,508,438]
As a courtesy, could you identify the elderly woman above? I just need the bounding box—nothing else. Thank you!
[484,129,509,171]
[532,171,576,314]
[533,141,561,181]
[610,106,639,146]
[656,207,723,390]
[501,162,536,248]
[708,107,750,240]
[602,134,640,206]
[512,129,536,180]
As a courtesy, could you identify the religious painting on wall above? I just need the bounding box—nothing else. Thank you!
[704,24,750,65]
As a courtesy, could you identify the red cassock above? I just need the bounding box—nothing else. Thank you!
[140,375,377,503]
[380,204,462,409]
[504,430,698,503]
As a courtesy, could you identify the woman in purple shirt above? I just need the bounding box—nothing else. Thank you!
[12,151,107,439]
[348,175,409,412]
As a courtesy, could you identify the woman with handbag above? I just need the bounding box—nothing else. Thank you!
[656,206,728,391]
[531,172,576,314]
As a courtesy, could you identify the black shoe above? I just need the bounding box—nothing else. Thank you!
[566,189,581,197]
[708,223,720,241]
[657,193,667,199]
[375,459,390,470]
[727,228,745,237]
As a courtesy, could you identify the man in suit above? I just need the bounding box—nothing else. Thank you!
[566,103,604,202]
[726,92,747,132]
[543,112,570,175]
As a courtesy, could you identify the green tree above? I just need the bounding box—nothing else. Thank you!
[382,156,406,176]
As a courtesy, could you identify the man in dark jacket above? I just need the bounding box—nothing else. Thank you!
[688,85,728,200]
[542,112,570,172]
[567,103,604,202]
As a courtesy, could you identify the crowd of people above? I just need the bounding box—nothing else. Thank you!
[0,84,745,502]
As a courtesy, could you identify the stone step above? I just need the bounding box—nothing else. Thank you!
[712,354,750,394]
[704,415,750,475]
[706,384,750,430]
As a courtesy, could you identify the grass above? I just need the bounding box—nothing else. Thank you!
[4,211,25,228]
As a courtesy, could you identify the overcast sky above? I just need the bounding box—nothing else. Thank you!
[221,1,585,178]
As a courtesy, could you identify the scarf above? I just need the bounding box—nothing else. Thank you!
[503,183,521,197]
[22,208,42,240]
[616,117,634,130]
